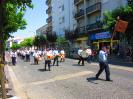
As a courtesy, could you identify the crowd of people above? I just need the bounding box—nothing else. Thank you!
[6,48,66,71]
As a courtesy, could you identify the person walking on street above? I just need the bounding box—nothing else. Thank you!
[78,47,83,65]
[95,46,112,81]
[60,49,65,62]
[86,46,92,63]
[44,49,52,71]
[11,50,17,66]
[53,48,59,66]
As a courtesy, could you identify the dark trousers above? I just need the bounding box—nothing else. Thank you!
[87,55,92,63]
[12,57,16,65]
[26,54,30,62]
[78,56,84,66]
[96,62,110,80]
[53,56,59,66]
[45,60,51,71]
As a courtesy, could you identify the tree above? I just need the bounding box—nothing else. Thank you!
[11,43,21,50]
[46,32,57,47]
[33,35,46,49]
[103,5,133,44]
[20,37,33,48]
[56,36,67,47]
[0,1,33,98]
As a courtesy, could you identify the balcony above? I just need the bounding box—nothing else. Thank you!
[78,26,86,34]
[86,2,101,15]
[47,26,52,32]
[74,0,84,5]
[75,9,84,19]
[86,22,102,31]
[46,16,52,23]
[46,0,51,5]
[46,6,52,14]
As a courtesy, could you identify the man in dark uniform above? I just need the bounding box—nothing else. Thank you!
[96,46,112,81]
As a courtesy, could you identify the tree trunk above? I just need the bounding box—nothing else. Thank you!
[0,1,7,99]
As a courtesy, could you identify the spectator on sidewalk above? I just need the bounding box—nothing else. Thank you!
[96,46,112,81]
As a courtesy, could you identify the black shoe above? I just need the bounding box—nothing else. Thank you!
[106,79,113,82]
[95,76,99,80]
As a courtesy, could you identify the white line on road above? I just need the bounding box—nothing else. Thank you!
[29,71,94,86]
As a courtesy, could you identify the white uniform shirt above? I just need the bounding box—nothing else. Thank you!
[78,49,83,56]
[99,50,108,62]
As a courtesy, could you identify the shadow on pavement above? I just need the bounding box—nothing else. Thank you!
[108,61,133,67]
[72,64,83,66]
[86,77,98,84]
[38,69,46,72]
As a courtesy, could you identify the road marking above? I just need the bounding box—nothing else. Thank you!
[7,66,29,99]
[30,71,94,86]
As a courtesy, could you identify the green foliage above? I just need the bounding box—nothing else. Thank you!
[46,32,57,42]
[0,0,33,41]
[33,35,46,47]
[20,37,33,47]
[56,37,67,46]
[11,43,21,50]
[103,5,133,43]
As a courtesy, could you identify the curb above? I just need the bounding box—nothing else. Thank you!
[5,65,29,99]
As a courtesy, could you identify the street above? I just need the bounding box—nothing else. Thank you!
[7,57,133,99]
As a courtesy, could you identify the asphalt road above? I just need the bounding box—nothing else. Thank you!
[7,56,133,99]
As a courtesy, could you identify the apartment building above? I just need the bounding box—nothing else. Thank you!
[46,0,77,36]
[36,24,48,36]
[46,0,52,35]
[74,0,127,49]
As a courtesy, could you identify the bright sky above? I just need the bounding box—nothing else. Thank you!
[12,0,47,38]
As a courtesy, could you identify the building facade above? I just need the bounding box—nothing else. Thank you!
[74,0,127,49]
[6,37,24,48]
[46,0,77,36]
[36,24,48,36]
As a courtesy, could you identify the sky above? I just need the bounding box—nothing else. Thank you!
[12,0,47,38]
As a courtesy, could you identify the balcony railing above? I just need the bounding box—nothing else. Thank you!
[46,6,52,14]
[74,0,83,5]
[86,2,101,15]
[78,26,86,34]
[75,9,84,19]
[86,22,102,31]
[46,16,52,23]
[46,0,51,5]
[47,26,52,32]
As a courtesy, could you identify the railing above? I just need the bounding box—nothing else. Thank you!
[47,26,52,32]
[86,22,102,31]
[86,2,101,15]
[75,9,84,19]
[46,6,52,14]
[74,0,83,5]
[46,0,51,5]
[78,26,86,34]
[46,16,52,23]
